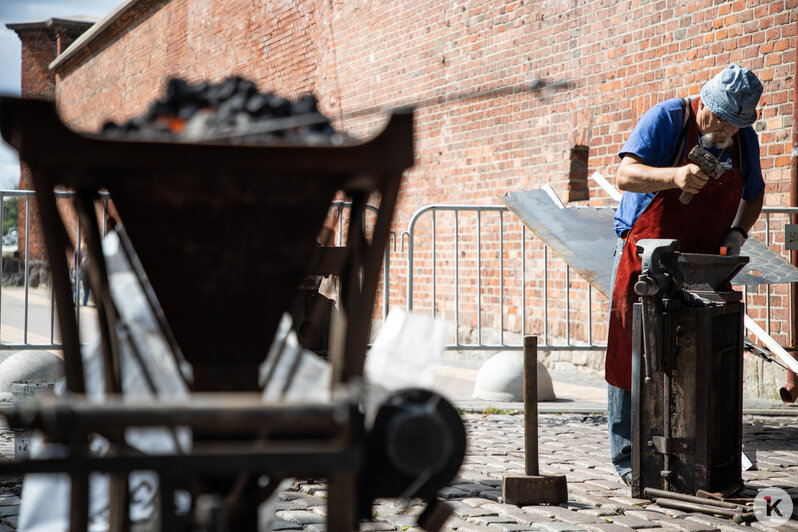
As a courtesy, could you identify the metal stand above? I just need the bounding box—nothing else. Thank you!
[631,239,746,499]
[502,336,568,505]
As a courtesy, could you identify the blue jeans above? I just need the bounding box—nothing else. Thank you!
[607,237,631,477]
[608,384,632,476]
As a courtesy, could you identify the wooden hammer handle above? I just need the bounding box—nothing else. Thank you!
[679,190,694,204]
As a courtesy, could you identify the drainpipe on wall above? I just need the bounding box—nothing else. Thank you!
[784,24,798,404]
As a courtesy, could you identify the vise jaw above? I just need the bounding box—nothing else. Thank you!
[634,239,684,382]
[634,239,682,297]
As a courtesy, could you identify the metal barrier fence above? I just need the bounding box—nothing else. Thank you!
[0,190,110,351]
[402,203,798,351]
[1,189,795,354]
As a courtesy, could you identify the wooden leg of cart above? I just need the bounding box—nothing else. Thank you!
[327,472,359,532]
[69,473,90,532]
[107,472,130,532]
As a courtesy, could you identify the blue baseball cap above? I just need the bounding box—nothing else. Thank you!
[700,64,763,128]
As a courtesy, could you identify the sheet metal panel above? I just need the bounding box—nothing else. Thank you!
[503,189,798,298]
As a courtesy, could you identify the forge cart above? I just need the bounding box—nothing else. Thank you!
[0,96,466,531]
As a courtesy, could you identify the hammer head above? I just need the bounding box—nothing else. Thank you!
[687,144,726,180]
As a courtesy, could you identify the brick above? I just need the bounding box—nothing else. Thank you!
[11,0,790,342]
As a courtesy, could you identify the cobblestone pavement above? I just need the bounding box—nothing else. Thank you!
[0,413,795,530]
[274,412,798,532]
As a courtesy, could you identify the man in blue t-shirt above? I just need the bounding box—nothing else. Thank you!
[613,99,764,240]
[607,64,765,487]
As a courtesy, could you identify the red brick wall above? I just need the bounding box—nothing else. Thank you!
[51,0,798,349]
[12,21,92,263]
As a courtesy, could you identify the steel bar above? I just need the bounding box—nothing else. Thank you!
[23,196,30,344]
[565,264,570,345]
[432,209,436,319]
[522,225,526,337]
[3,394,347,435]
[0,445,361,477]
[477,210,482,344]
[455,211,459,346]
[644,488,748,511]
[500,210,504,345]
[653,497,745,518]
[29,172,84,392]
[75,192,122,394]
[766,212,771,335]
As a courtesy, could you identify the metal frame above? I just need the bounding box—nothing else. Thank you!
[0,95,415,531]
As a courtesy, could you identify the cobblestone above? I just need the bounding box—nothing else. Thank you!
[0,412,796,530]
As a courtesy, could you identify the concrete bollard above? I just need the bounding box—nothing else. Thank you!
[502,336,568,505]
[10,379,56,458]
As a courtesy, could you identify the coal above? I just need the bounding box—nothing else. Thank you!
[99,76,347,145]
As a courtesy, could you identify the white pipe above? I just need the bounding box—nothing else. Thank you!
[542,183,565,208]
[590,170,623,202]
[745,314,798,373]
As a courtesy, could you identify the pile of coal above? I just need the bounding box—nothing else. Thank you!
[100,76,348,145]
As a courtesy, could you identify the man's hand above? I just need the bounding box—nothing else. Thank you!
[617,155,712,194]
[673,163,710,195]
[720,229,746,256]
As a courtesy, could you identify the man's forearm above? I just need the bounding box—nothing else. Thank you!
[617,162,680,192]
[731,195,764,233]
[617,154,709,194]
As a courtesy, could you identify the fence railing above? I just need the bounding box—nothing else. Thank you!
[401,203,798,352]
[1,188,795,356]
[0,190,110,351]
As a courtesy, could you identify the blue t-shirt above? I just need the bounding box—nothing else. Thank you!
[613,98,764,237]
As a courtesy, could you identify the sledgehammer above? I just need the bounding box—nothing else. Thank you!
[502,336,568,505]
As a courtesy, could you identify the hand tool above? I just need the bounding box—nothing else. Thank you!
[679,136,728,205]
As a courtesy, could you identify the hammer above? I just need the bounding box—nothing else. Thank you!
[679,138,727,205]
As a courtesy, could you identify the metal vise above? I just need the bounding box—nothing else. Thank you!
[634,239,684,382]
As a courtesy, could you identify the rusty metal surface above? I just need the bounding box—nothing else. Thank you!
[0,95,414,392]
[503,189,798,298]
[0,96,471,532]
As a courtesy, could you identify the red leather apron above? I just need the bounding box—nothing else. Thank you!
[605,97,743,390]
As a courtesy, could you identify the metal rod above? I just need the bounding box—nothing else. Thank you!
[454,211,459,346]
[477,210,482,344]
[766,212,771,336]
[524,335,539,476]
[565,264,570,345]
[6,394,345,434]
[653,498,745,518]
[432,209,436,319]
[74,220,81,336]
[383,239,390,320]
[23,196,30,344]
[644,488,748,511]
[522,225,526,337]
[500,210,504,345]
[588,284,593,346]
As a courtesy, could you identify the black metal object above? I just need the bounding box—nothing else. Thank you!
[0,95,464,531]
[363,388,466,512]
[631,239,747,498]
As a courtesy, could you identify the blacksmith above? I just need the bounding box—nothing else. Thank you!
[606,64,765,485]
